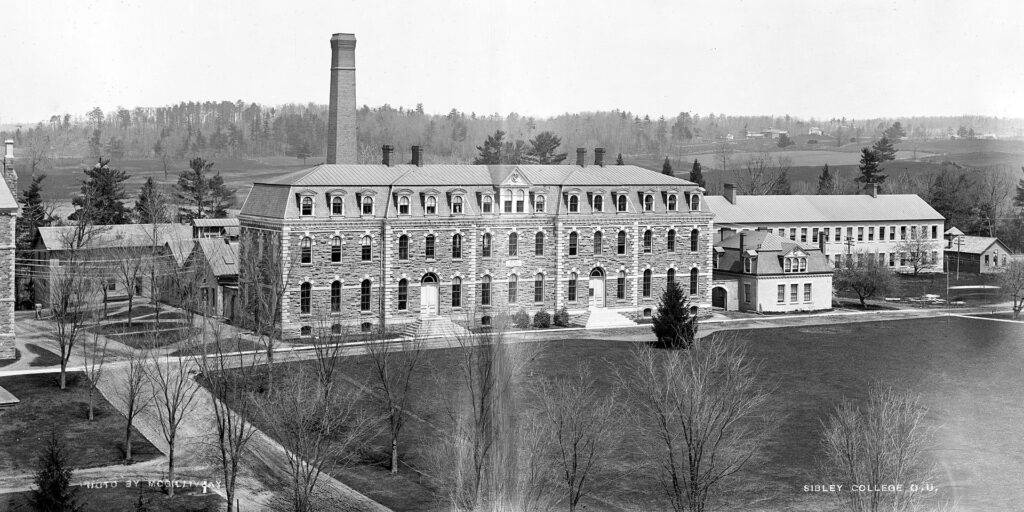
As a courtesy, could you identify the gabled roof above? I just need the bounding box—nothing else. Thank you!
[37,224,192,251]
[945,227,965,236]
[165,240,196,268]
[945,236,1011,255]
[705,194,944,224]
[194,239,239,277]
[192,217,239,227]
[0,178,18,213]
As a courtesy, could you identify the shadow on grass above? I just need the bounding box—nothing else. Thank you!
[27,344,63,367]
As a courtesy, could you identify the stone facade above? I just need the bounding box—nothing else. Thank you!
[238,161,714,339]
[0,140,18,359]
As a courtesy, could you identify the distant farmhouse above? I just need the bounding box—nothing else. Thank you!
[808,127,823,136]
[0,140,17,360]
[706,184,946,273]
[943,229,1013,274]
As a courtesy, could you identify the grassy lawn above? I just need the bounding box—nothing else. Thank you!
[223,316,1024,511]
[1,484,221,512]
[0,372,161,474]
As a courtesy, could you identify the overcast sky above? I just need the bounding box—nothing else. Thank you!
[3,0,1023,124]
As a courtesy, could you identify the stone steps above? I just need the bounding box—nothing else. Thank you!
[584,309,637,329]
[401,315,471,340]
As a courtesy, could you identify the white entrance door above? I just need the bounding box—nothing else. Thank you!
[589,277,605,308]
[420,283,439,316]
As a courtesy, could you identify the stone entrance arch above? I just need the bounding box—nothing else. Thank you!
[711,286,728,310]
[420,273,440,316]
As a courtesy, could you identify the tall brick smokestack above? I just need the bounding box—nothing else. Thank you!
[326,33,357,164]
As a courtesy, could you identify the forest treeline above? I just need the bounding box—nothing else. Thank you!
[3,100,1021,168]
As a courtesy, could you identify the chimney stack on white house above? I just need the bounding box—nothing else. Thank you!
[326,33,357,165]
[724,183,737,205]
[576,148,587,167]
[869,183,879,198]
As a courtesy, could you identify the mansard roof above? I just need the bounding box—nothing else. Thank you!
[715,231,832,275]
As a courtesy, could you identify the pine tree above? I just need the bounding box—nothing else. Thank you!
[871,136,897,162]
[473,130,506,164]
[816,164,835,195]
[524,131,567,164]
[71,158,130,225]
[651,280,696,349]
[662,157,672,176]
[134,177,169,224]
[856,147,887,190]
[689,159,706,188]
[616,153,624,165]
[16,175,51,250]
[30,431,81,512]
[1014,166,1024,210]
[176,157,235,220]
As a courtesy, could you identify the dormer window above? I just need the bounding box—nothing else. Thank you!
[515,190,525,212]
[568,195,579,213]
[482,195,493,213]
[361,196,374,215]
[453,196,464,214]
[593,195,604,212]
[331,196,343,215]
[398,196,410,215]
[534,195,545,213]
[426,196,437,215]
[617,194,628,212]
[743,257,754,273]
[784,256,808,272]
[667,194,677,211]
[690,194,701,211]
[643,194,654,211]
[503,190,513,212]
[300,196,314,216]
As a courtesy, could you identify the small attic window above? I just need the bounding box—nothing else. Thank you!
[300,196,314,216]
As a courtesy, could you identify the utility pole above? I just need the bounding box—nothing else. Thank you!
[844,236,856,266]
[955,235,964,281]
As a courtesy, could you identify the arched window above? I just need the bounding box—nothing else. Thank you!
[502,190,513,212]
[593,231,603,254]
[300,237,312,264]
[300,282,311,314]
[508,232,518,257]
[617,231,626,255]
[482,195,493,213]
[398,196,410,215]
[331,196,343,215]
[301,196,313,216]
[569,232,578,256]
[452,277,462,307]
[568,195,579,213]
[508,274,518,303]
[667,229,676,252]
[516,190,526,212]
[361,196,374,215]
[667,194,677,211]
[360,279,371,311]
[568,272,578,301]
[617,271,626,299]
[481,275,492,306]
[361,235,372,261]
[690,229,699,252]
[689,268,699,295]
[535,232,544,256]
[534,273,544,302]
[535,195,546,213]
[331,236,342,263]
[397,279,408,310]
[593,195,603,212]
[643,194,654,211]
[667,268,675,285]
[452,234,463,259]
[426,196,437,215]
[452,196,464,214]
[481,233,492,257]
[330,281,341,313]
[690,194,701,211]
[642,269,652,297]
[425,234,436,259]
[643,230,652,253]
[398,235,409,260]
[617,194,627,212]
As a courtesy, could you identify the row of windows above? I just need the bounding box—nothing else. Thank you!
[776,283,813,303]
[297,269,701,315]
[298,228,703,263]
[769,224,941,244]
[300,190,703,217]
[832,251,940,268]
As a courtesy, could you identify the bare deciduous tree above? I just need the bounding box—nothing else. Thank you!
[999,259,1024,319]
[117,347,152,463]
[620,337,777,512]
[50,225,100,390]
[238,229,295,391]
[80,328,108,421]
[147,345,203,498]
[893,230,941,276]
[733,153,790,195]
[110,243,146,327]
[365,327,424,474]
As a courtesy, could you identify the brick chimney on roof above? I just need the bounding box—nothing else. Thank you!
[411,146,424,167]
[326,33,357,165]
[594,148,605,167]
[381,145,394,167]
[3,140,16,199]
[724,183,737,205]
[576,148,587,167]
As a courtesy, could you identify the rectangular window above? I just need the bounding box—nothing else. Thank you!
[790,283,799,303]
[823,228,830,242]
[452,283,462,308]
[812,228,819,243]
[361,245,371,261]
[804,283,811,302]
[835,227,841,241]
[932,225,938,239]
[857,227,864,242]
[482,198,492,213]
[777,284,786,303]
[901,226,907,240]
[868,227,874,241]
[332,245,341,263]
[879,226,885,240]
[617,275,626,299]
[508,280,517,303]
[568,278,577,301]
[481,281,491,306]
[744,283,751,303]
[846,227,853,242]
[890,226,896,241]
[744,258,753,273]
[789,228,797,241]
[889,253,895,266]
[834,256,841,269]
[800,228,807,243]
[398,286,407,310]
[534,277,544,302]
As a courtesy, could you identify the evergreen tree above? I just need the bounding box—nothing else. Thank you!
[176,157,235,220]
[616,152,624,165]
[816,164,835,195]
[883,122,906,141]
[1014,166,1024,210]
[776,133,795,148]
[134,177,169,224]
[71,158,130,225]
[871,136,897,162]
[16,175,51,250]
[856,147,887,191]
[473,130,506,164]
[651,280,696,349]
[662,157,672,176]
[30,431,82,512]
[524,131,567,164]
[772,170,792,195]
[689,159,706,188]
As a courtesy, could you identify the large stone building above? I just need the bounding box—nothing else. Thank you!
[0,140,17,359]
[238,152,713,337]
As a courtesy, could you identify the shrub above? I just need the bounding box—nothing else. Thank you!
[553,306,570,327]
[652,281,697,349]
[807,139,818,144]
[512,309,531,329]
[533,310,551,328]
[31,430,81,512]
